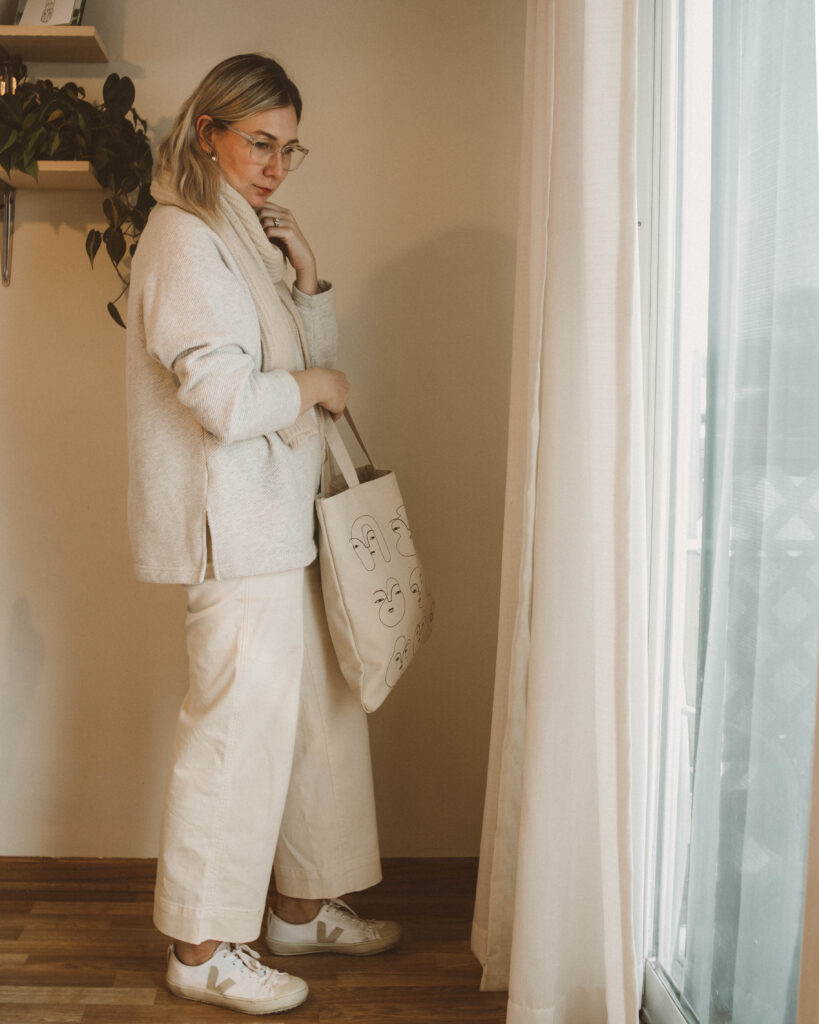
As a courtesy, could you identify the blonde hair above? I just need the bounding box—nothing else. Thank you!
[154,54,302,217]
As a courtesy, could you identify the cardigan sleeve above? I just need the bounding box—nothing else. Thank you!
[293,281,338,368]
[137,215,302,445]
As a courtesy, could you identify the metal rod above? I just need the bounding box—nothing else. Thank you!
[1,185,14,286]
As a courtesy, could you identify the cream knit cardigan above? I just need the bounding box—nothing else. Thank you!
[125,202,338,584]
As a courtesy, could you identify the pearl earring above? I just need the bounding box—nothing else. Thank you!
[210,152,217,163]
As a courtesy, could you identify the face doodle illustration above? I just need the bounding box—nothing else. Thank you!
[373,577,406,627]
[349,515,391,571]
[409,566,425,608]
[389,505,415,557]
[386,635,409,689]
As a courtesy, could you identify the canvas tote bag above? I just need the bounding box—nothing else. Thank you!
[315,411,434,712]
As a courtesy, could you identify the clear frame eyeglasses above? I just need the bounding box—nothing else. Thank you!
[217,122,309,171]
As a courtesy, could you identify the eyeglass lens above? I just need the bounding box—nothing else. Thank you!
[248,140,306,170]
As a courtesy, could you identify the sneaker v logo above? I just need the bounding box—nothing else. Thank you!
[317,921,344,943]
[207,966,236,994]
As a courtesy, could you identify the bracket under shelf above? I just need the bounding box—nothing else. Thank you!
[0,24,108,285]
[1,184,13,287]
[0,162,100,286]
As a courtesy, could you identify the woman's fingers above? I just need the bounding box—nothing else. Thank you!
[259,203,294,235]
[259,212,291,237]
[258,206,307,256]
[258,203,318,294]
[320,369,350,415]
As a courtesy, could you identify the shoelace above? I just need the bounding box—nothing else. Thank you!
[229,943,270,975]
[323,898,379,938]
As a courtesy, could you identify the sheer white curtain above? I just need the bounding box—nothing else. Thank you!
[471,2,647,1022]
[679,3,819,1022]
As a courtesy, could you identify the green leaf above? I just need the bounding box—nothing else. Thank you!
[101,73,119,106]
[85,229,102,266]
[22,154,38,181]
[106,227,127,265]
[103,74,135,119]
[1,93,24,125]
[130,207,146,233]
[3,70,154,326]
[0,129,17,156]
[107,302,126,328]
[102,196,118,228]
[28,127,46,157]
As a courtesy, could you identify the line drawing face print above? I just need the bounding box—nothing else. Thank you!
[350,515,391,571]
[386,635,410,689]
[409,565,425,608]
[373,577,406,627]
[389,505,415,557]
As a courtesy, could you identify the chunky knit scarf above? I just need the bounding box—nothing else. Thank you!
[150,175,316,448]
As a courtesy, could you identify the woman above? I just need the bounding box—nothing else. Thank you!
[126,54,399,1015]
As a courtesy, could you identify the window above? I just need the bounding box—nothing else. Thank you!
[640,2,819,1022]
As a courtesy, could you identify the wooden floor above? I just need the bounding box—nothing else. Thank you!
[0,857,507,1023]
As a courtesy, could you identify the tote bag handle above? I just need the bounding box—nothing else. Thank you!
[287,303,372,492]
[320,409,376,493]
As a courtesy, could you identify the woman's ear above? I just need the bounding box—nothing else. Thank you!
[195,114,216,157]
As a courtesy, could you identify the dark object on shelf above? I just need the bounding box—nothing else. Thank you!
[0,45,26,97]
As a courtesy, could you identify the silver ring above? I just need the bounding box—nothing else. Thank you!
[273,217,281,228]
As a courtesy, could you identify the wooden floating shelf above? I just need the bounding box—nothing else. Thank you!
[0,25,108,62]
[0,160,101,191]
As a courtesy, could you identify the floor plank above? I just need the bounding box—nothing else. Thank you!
[0,1008,84,1023]
[0,858,506,1023]
[0,985,155,1004]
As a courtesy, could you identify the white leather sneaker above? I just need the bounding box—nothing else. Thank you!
[166,941,308,1014]
[265,899,402,956]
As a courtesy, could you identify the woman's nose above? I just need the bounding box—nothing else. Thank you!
[263,151,286,177]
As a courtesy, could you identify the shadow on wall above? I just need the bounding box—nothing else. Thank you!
[339,225,516,856]
[0,598,46,821]
[0,214,514,859]
[0,190,186,857]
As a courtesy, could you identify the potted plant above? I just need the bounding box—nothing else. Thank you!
[0,51,154,325]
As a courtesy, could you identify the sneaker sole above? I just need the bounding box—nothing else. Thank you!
[265,932,401,957]
[167,979,309,1014]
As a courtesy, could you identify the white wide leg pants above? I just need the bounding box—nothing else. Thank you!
[153,561,382,945]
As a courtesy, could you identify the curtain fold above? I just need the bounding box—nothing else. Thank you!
[471,2,647,1022]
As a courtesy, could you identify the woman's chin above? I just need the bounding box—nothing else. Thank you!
[253,186,277,206]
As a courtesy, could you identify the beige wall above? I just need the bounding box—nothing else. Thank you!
[0,0,524,858]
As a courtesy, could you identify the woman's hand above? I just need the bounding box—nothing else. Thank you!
[258,202,319,295]
[292,367,350,420]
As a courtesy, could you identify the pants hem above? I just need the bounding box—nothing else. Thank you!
[273,856,383,900]
[154,896,264,945]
